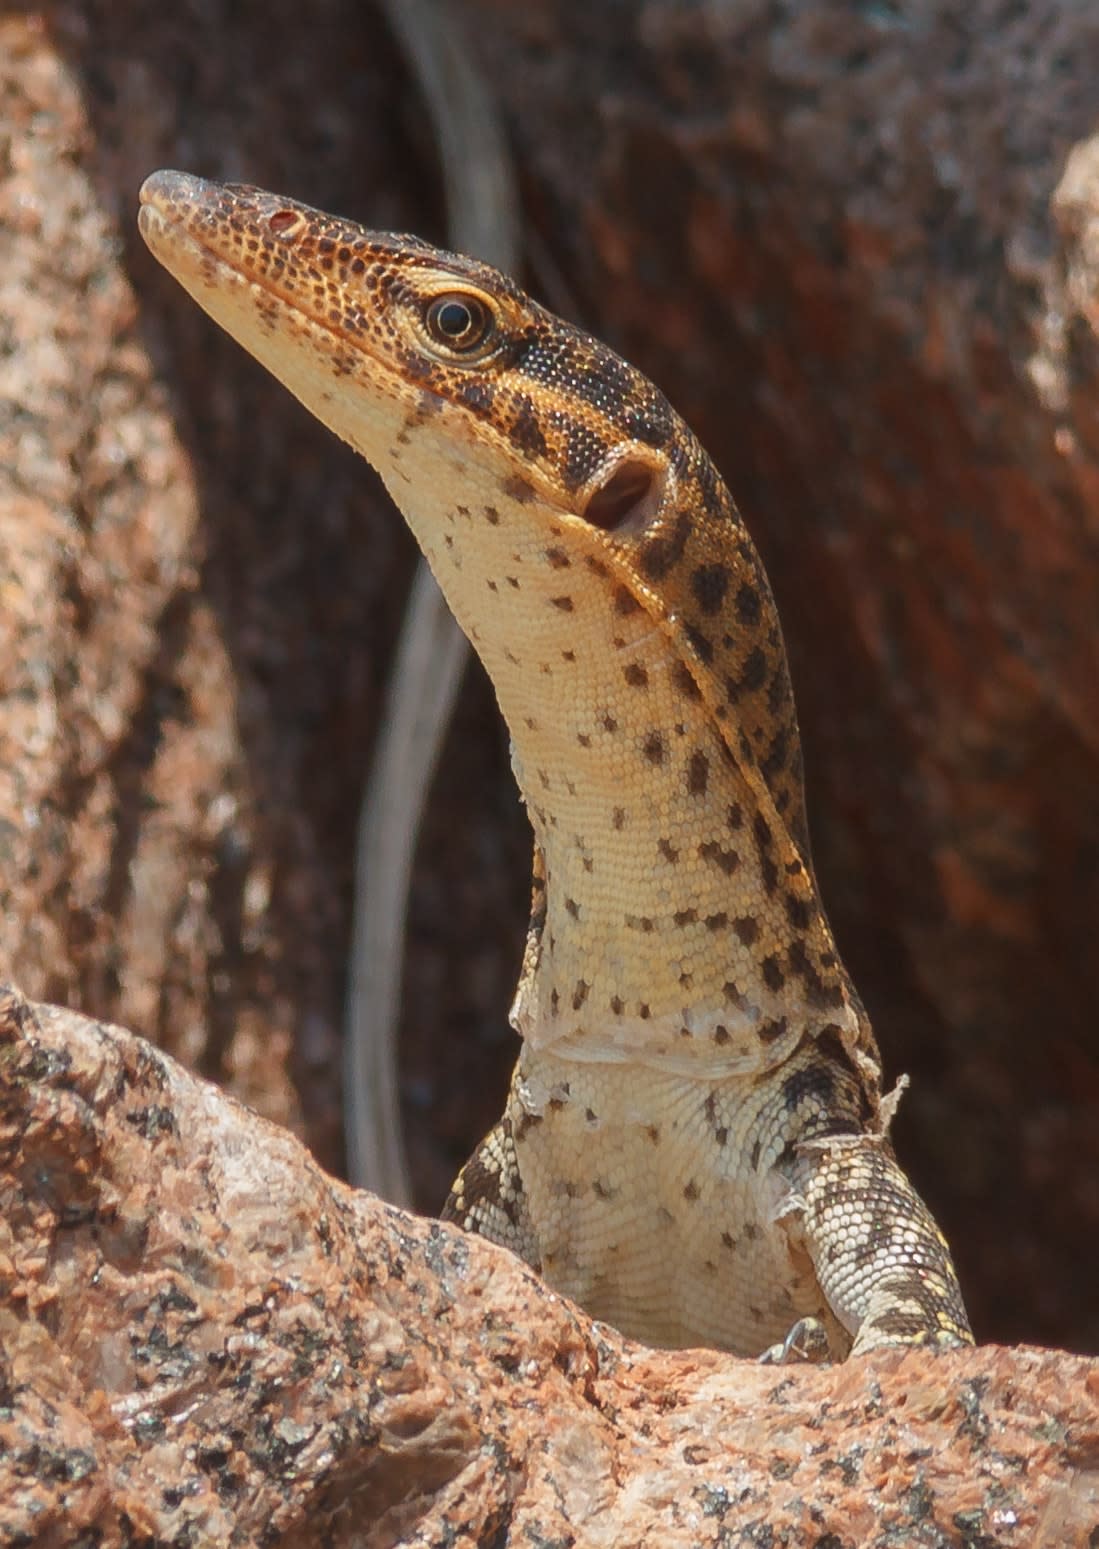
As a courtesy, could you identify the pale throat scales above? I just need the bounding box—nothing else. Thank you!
[381,409,861,1081]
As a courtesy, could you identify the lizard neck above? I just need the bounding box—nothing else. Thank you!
[382,420,866,1078]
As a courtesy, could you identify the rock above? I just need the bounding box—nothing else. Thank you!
[1,984,1096,1546]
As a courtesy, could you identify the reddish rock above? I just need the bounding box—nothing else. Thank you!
[1,984,1097,1546]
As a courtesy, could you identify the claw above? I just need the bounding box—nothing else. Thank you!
[759,1316,832,1365]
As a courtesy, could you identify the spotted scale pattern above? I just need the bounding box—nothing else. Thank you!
[140,172,973,1359]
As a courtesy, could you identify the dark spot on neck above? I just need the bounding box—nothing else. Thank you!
[685,623,714,665]
[690,563,731,614]
[739,646,768,692]
[459,379,497,416]
[761,954,785,991]
[503,471,536,504]
[735,581,762,625]
[762,727,790,781]
[686,751,709,796]
[733,916,759,947]
[638,510,690,582]
[700,840,740,876]
[785,894,813,931]
[508,393,548,458]
[781,1061,836,1112]
[673,660,703,701]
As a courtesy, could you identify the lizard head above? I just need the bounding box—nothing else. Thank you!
[140,172,871,1080]
[138,173,807,840]
[139,174,674,524]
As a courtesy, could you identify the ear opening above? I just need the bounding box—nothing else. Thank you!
[581,453,668,535]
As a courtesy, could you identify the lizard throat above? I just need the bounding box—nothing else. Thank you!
[354,404,864,1082]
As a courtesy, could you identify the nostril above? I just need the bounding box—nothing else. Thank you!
[583,455,667,535]
[268,209,300,237]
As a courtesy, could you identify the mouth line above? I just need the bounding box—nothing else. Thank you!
[138,182,247,296]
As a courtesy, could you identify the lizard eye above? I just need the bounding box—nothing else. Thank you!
[424,292,493,354]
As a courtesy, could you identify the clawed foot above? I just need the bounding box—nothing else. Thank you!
[759,1316,832,1365]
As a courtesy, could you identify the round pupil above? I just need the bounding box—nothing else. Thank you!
[437,300,473,338]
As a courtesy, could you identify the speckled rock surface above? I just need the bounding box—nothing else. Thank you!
[1,984,1096,1547]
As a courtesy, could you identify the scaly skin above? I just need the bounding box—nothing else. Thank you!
[139,171,972,1359]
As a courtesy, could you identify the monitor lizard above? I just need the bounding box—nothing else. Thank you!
[138,170,973,1361]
